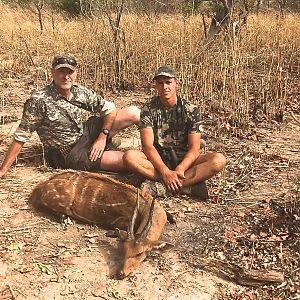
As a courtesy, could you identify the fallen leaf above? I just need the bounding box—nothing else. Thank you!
[224,229,237,246]
[244,290,254,299]
[216,251,226,260]
[19,267,33,274]
[259,231,268,237]
[92,284,106,297]
[267,235,282,242]
[0,261,8,277]
[37,262,52,275]
[232,225,247,233]
[7,242,25,251]
[84,233,99,238]
[88,237,99,244]
[62,258,75,265]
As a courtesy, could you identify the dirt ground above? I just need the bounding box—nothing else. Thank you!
[0,79,299,300]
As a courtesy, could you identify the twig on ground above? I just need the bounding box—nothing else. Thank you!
[226,169,254,189]
[225,192,273,202]
[290,111,300,126]
[195,257,285,286]
[201,235,210,255]
[7,283,17,300]
[238,202,264,209]
[0,221,45,235]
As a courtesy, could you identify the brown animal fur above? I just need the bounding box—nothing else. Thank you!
[29,170,168,278]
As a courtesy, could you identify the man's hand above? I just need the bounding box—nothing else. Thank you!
[0,140,25,178]
[89,137,107,162]
[175,165,186,180]
[161,169,183,192]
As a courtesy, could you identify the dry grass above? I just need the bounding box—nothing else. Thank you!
[0,4,299,126]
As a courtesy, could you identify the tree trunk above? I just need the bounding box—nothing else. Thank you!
[34,1,44,31]
[205,0,248,44]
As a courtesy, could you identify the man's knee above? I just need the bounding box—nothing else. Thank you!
[123,150,137,165]
[123,149,144,167]
[125,105,140,125]
[211,152,227,172]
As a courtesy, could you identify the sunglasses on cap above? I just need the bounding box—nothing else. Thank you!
[52,56,78,69]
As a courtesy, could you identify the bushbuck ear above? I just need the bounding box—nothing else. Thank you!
[116,229,128,241]
[152,240,174,250]
[106,229,128,241]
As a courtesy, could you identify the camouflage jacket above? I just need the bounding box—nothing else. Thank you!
[139,96,201,152]
[14,82,115,150]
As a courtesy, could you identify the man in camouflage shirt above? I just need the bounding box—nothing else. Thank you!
[123,66,226,199]
[0,54,140,177]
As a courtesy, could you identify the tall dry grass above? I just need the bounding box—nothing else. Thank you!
[0,4,299,127]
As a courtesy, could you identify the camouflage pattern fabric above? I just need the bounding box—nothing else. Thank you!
[139,96,201,153]
[14,82,115,150]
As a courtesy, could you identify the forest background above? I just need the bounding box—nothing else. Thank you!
[0,0,299,128]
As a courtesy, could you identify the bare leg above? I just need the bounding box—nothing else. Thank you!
[110,106,140,137]
[99,150,127,172]
[123,150,161,180]
[97,106,140,172]
[181,152,226,187]
[124,150,226,187]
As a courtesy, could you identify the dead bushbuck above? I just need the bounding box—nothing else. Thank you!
[29,171,169,279]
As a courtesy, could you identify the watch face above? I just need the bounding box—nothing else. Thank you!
[102,128,109,135]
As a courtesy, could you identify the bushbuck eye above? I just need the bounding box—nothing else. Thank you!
[135,252,144,258]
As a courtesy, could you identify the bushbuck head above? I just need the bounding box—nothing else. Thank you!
[29,171,169,279]
[115,195,168,279]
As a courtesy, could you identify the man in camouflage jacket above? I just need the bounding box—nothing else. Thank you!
[0,54,140,176]
[123,66,226,199]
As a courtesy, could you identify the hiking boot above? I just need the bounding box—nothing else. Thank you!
[140,179,168,198]
[105,137,122,151]
[182,181,209,200]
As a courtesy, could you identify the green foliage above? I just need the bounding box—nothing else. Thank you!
[58,0,81,16]
[183,0,212,14]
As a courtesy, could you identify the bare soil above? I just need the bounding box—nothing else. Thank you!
[0,78,299,300]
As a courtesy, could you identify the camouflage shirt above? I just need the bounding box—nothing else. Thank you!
[14,82,115,150]
[139,96,201,152]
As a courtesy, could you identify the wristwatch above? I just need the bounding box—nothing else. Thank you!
[102,128,110,136]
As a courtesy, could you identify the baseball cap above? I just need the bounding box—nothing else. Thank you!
[153,65,176,80]
[52,54,78,71]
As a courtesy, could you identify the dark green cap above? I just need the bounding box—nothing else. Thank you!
[52,54,77,71]
[153,65,176,80]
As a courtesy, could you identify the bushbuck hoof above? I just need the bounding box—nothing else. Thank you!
[60,214,68,226]
[116,270,126,280]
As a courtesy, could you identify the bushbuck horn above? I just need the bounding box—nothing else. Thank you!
[29,171,169,279]
[128,189,140,240]
[136,198,155,243]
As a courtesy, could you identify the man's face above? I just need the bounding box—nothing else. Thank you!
[51,67,77,92]
[155,76,178,105]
